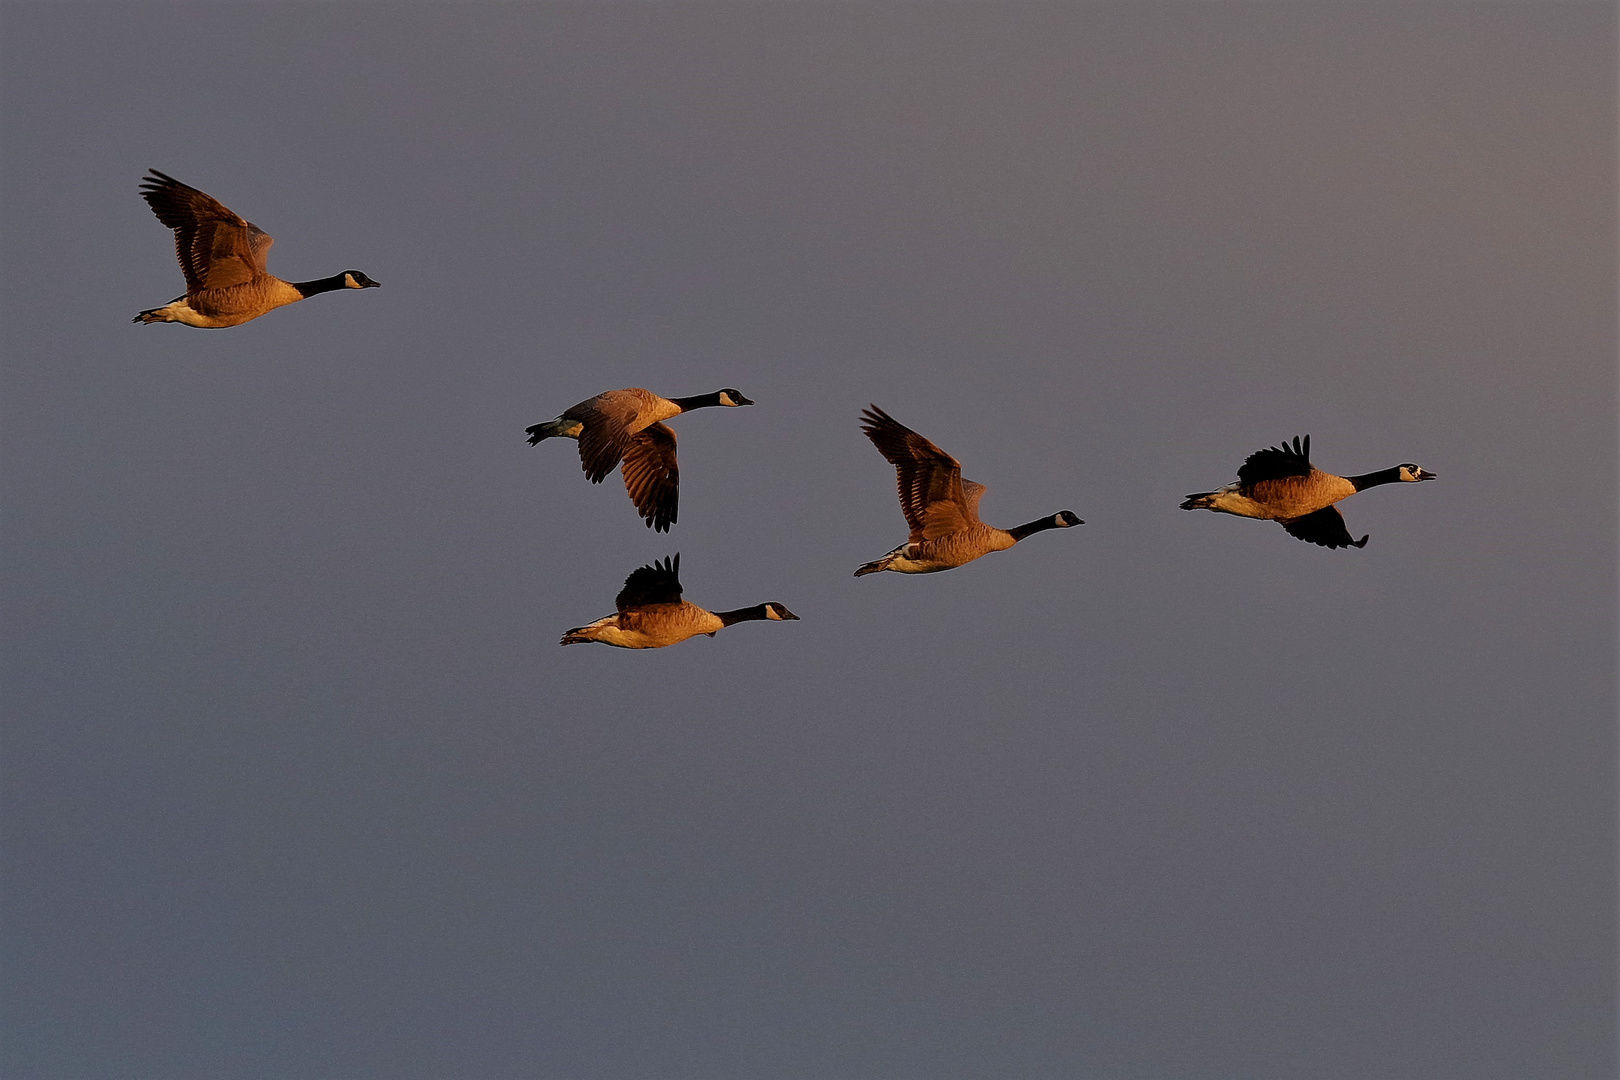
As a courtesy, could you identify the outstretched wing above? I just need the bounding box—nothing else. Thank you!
[139,170,272,291]
[1280,506,1368,549]
[860,405,980,542]
[622,423,679,532]
[566,390,653,484]
[1238,434,1313,487]
[616,554,683,612]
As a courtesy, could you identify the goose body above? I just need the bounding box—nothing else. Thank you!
[1180,435,1435,548]
[526,387,753,532]
[854,405,1082,576]
[560,555,798,649]
[135,170,379,327]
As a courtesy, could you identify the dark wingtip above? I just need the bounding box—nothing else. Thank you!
[1353,534,1369,548]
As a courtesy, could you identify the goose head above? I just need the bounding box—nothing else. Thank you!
[763,603,798,620]
[342,271,382,289]
[716,388,754,407]
[1053,510,1084,527]
[1398,464,1436,482]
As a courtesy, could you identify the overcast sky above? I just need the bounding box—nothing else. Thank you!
[3,3,1615,1078]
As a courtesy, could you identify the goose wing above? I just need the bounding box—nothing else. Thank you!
[1280,506,1368,549]
[860,405,980,542]
[565,389,657,484]
[1238,434,1312,486]
[616,554,683,611]
[139,170,273,291]
[622,423,679,532]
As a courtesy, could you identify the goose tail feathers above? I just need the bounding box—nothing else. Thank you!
[854,554,896,577]
[526,418,584,446]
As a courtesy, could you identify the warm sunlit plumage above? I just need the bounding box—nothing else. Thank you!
[854,405,1082,576]
[1180,435,1436,548]
[525,387,753,532]
[134,170,379,327]
[559,554,798,649]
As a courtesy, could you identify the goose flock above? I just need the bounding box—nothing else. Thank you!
[136,170,1438,648]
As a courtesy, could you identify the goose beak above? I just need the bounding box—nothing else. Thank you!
[1416,469,1437,481]
[734,394,755,406]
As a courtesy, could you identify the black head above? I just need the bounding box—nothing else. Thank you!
[1398,464,1436,482]
[1054,510,1084,527]
[763,603,799,620]
[343,271,381,289]
[717,388,754,407]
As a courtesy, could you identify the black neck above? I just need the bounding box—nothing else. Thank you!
[291,273,349,298]
[670,392,726,412]
[1008,515,1065,542]
[1345,467,1403,491]
[716,604,772,626]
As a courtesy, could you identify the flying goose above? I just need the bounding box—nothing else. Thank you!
[560,554,798,648]
[854,405,1083,576]
[526,387,753,532]
[1180,435,1436,548]
[134,170,379,327]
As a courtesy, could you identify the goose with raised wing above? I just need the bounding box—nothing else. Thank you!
[560,555,798,649]
[526,387,752,532]
[854,405,1082,576]
[1180,435,1435,548]
[134,170,379,327]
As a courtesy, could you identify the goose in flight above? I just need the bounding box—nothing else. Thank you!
[526,387,753,532]
[560,554,798,648]
[1180,435,1435,548]
[854,405,1082,576]
[134,169,379,327]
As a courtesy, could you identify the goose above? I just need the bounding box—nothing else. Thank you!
[526,387,753,532]
[560,554,798,648]
[854,405,1083,576]
[134,170,379,327]
[1180,435,1435,548]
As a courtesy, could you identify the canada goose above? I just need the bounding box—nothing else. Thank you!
[854,405,1083,576]
[526,387,754,532]
[1180,435,1436,548]
[134,170,379,327]
[560,554,798,648]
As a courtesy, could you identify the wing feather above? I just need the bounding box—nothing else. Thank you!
[1280,505,1368,549]
[860,405,980,542]
[1238,434,1313,487]
[621,423,680,532]
[616,554,683,611]
[139,170,269,291]
[566,390,653,483]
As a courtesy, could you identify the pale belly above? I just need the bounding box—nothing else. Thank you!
[1204,482,1350,520]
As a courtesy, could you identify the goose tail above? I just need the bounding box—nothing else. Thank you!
[526,418,582,446]
[1180,491,1217,510]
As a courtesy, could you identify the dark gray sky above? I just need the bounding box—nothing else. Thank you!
[4,3,1615,1077]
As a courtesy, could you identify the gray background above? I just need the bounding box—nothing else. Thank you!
[4,3,1615,1077]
